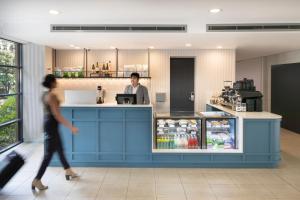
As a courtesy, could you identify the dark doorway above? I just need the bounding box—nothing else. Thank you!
[271,63,300,133]
[170,57,195,112]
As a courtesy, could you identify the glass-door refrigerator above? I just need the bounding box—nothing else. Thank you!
[154,112,202,150]
[200,112,236,150]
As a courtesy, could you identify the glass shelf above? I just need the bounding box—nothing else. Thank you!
[53,70,151,79]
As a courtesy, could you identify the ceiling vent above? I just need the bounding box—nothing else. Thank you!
[51,24,187,32]
[207,23,300,32]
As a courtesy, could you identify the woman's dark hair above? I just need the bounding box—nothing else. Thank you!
[130,72,140,79]
[42,74,56,89]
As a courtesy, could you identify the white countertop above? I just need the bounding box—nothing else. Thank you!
[61,103,153,108]
[207,103,282,119]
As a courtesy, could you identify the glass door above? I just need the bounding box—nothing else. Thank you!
[205,118,236,150]
[155,118,201,150]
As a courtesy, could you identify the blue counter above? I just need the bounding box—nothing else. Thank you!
[50,104,281,168]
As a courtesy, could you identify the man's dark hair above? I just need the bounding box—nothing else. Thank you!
[130,72,140,79]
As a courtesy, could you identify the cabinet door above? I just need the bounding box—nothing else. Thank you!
[125,121,151,161]
[72,121,97,161]
[52,109,72,162]
[99,121,123,161]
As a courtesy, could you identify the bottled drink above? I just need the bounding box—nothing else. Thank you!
[184,135,188,149]
[169,135,174,149]
[174,134,179,149]
[193,135,199,149]
[157,136,161,149]
[165,136,169,149]
[188,135,193,149]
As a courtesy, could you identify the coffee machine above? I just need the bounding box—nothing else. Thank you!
[220,78,263,112]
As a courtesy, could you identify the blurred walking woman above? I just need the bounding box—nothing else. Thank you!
[32,74,79,191]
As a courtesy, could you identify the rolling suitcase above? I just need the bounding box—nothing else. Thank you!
[0,151,25,189]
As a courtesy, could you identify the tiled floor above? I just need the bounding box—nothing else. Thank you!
[1,128,300,200]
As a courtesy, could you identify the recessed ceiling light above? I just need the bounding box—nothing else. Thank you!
[110,46,116,49]
[209,8,222,13]
[217,46,223,49]
[49,9,60,15]
[149,46,154,49]
[69,44,75,47]
[185,43,192,47]
[74,47,80,49]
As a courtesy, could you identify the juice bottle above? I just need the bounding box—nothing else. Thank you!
[169,135,174,149]
[156,136,161,149]
[165,136,170,149]
[174,134,179,149]
[194,135,199,149]
[184,135,188,149]
[188,135,192,149]
[161,136,165,149]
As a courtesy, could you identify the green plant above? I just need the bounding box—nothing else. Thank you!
[0,96,17,149]
[0,50,17,94]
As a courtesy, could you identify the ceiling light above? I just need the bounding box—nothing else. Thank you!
[49,9,60,15]
[149,46,154,49]
[69,44,75,47]
[209,8,222,13]
[74,47,80,49]
[217,46,223,49]
[110,46,116,49]
[185,43,192,47]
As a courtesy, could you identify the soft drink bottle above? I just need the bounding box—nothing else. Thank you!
[169,135,174,149]
[194,135,199,149]
[157,136,161,149]
[165,136,170,149]
[174,134,179,149]
[188,135,193,149]
[162,136,166,149]
[184,135,189,149]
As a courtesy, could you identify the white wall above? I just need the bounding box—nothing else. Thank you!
[45,46,52,74]
[150,49,236,112]
[236,57,264,92]
[23,43,45,142]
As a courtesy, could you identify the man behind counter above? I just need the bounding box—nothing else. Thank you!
[124,72,150,104]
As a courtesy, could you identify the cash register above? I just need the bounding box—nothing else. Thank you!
[115,94,137,104]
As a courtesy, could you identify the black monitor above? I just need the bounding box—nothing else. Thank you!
[116,94,137,104]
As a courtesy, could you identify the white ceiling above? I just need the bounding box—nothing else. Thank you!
[1,0,300,61]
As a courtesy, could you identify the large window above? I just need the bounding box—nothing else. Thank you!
[0,38,22,152]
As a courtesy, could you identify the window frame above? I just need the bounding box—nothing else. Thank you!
[0,38,23,153]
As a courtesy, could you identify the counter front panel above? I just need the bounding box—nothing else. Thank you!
[49,104,281,167]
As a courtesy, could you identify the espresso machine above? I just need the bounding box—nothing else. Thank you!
[220,79,263,112]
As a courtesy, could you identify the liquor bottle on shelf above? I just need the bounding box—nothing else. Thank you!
[96,62,100,73]
[108,60,112,70]
[92,64,95,73]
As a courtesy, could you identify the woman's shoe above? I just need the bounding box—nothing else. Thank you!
[31,179,48,191]
[65,168,79,180]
